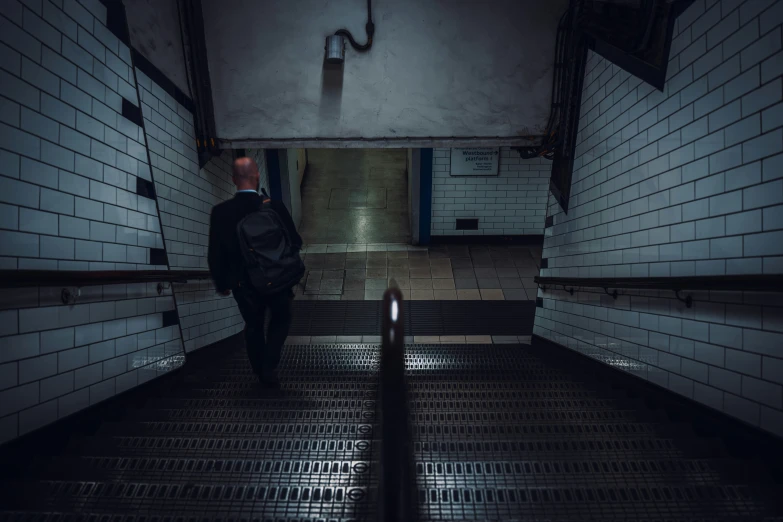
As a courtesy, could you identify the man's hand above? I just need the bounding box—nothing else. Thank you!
[218,289,231,296]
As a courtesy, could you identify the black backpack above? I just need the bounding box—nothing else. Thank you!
[236,193,305,296]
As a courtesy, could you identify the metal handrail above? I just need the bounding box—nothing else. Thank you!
[379,284,417,522]
[535,274,783,308]
[0,269,212,289]
[0,269,213,304]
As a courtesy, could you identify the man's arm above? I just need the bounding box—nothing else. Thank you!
[207,208,231,293]
[270,200,303,250]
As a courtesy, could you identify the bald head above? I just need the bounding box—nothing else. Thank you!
[232,157,260,191]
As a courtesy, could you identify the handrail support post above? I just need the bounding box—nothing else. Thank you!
[674,289,693,308]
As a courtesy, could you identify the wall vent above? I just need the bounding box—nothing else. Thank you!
[456,218,479,231]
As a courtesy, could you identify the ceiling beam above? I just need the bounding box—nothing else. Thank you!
[219,136,544,149]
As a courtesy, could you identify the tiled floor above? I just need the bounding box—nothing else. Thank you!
[295,243,542,301]
[299,149,410,244]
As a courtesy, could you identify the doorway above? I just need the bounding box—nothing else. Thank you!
[298,149,410,245]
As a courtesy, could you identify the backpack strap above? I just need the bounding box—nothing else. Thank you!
[259,187,271,204]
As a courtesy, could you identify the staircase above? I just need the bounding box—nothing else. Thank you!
[0,339,782,520]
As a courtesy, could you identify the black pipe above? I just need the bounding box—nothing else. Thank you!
[335,0,375,51]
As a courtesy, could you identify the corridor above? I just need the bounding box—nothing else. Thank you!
[299,150,411,245]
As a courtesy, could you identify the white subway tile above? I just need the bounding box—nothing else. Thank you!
[709,366,740,394]
[743,129,783,163]
[0,202,18,230]
[60,80,92,114]
[0,330,40,364]
[744,179,783,209]
[20,107,59,145]
[76,111,105,142]
[90,139,116,166]
[40,372,74,402]
[762,51,783,84]
[40,327,75,354]
[0,361,17,390]
[89,180,116,205]
[42,1,77,40]
[745,229,783,256]
[41,140,75,171]
[0,11,41,62]
[40,187,74,216]
[0,230,38,258]
[40,235,74,260]
[709,144,743,174]
[74,361,102,389]
[19,207,58,235]
[695,172,725,198]
[725,162,761,191]
[742,375,782,408]
[741,27,781,72]
[0,382,39,417]
[726,209,762,235]
[709,191,743,217]
[74,198,102,222]
[74,322,102,347]
[0,150,21,179]
[710,235,742,258]
[58,387,89,418]
[20,157,58,190]
[763,356,783,384]
[19,353,57,384]
[709,101,742,134]
[89,378,115,405]
[0,121,41,160]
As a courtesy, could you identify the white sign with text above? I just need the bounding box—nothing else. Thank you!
[450,148,500,176]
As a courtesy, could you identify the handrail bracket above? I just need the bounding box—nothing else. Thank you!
[674,289,693,308]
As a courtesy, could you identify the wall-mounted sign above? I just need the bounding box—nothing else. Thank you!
[450,148,500,176]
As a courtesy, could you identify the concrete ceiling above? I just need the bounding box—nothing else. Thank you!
[201,0,568,144]
[125,0,191,97]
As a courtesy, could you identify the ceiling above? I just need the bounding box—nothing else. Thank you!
[200,0,568,144]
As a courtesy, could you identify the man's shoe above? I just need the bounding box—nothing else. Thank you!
[261,369,280,386]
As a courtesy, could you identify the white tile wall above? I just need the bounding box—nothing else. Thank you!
[535,0,783,437]
[430,148,550,236]
[136,74,244,353]
[0,0,187,444]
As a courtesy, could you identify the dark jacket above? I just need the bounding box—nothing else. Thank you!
[208,191,303,293]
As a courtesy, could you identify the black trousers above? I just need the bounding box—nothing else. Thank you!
[232,285,294,376]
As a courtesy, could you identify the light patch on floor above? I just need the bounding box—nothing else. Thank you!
[300,149,410,244]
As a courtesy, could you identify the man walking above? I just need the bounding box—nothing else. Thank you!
[208,156,304,385]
